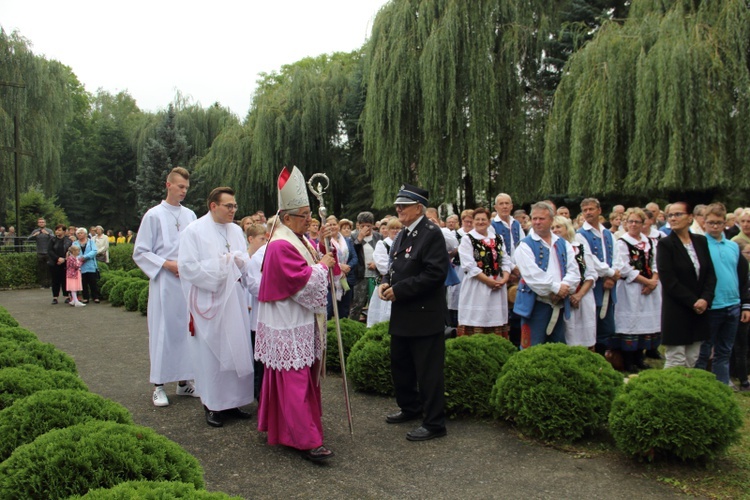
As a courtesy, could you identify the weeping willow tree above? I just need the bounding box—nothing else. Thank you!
[543,0,750,199]
[0,29,74,219]
[234,51,364,216]
[361,0,561,207]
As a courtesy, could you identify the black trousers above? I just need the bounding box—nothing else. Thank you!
[390,332,446,431]
[36,254,50,287]
[50,264,68,298]
[81,272,100,301]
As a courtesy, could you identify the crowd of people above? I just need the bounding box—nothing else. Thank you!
[21,218,133,305]
[17,164,750,461]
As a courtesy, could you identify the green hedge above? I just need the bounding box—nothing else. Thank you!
[0,420,204,499]
[326,318,367,372]
[0,253,36,288]
[138,286,149,315]
[0,337,78,374]
[445,335,518,417]
[98,270,129,300]
[0,306,20,327]
[609,367,743,461]
[0,364,88,410]
[110,278,143,307]
[75,480,242,499]
[127,267,148,280]
[491,344,622,442]
[0,389,133,461]
[347,322,393,396]
[124,280,149,312]
[108,244,136,271]
[0,326,37,343]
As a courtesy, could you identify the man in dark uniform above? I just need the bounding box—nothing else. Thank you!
[378,184,449,441]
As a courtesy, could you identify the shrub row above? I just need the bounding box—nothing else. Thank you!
[0,308,241,498]
[0,253,36,289]
[326,318,367,373]
[347,324,743,461]
[99,270,149,316]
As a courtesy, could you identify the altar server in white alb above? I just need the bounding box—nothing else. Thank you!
[179,186,254,428]
[133,167,199,407]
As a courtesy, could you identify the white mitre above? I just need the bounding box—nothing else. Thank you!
[277,166,310,210]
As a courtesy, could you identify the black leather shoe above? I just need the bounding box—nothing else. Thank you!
[385,410,421,424]
[406,425,447,441]
[204,406,223,427]
[223,407,253,420]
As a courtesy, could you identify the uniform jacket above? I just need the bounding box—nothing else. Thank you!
[383,217,449,337]
[657,231,716,345]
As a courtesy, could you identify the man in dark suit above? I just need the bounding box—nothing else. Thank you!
[378,184,449,441]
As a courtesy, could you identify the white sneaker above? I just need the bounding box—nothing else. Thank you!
[74,301,86,307]
[176,381,199,397]
[152,386,169,407]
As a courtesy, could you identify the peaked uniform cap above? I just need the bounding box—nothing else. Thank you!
[394,183,429,206]
[277,166,310,211]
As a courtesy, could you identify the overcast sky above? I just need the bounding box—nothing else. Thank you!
[0,0,390,118]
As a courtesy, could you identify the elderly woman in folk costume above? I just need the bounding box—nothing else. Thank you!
[255,166,337,462]
[457,207,513,338]
[612,208,661,372]
[552,216,597,349]
[367,217,403,327]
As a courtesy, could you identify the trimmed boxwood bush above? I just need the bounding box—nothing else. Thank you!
[0,337,77,374]
[609,367,743,462]
[0,306,20,327]
[0,420,204,499]
[445,335,518,417]
[491,343,622,442]
[347,321,393,395]
[108,243,136,271]
[0,252,36,288]
[109,278,141,307]
[124,280,149,312]
[0,364,88,410]
[0,389,133,461]
[138,285,149,315]
[127,267,148,280]
[99,272,129,301]
[0,325,37,343]
[98,269,128,290]
[74,480,242,499]
[326,318,367,372]
[96,262,109,274]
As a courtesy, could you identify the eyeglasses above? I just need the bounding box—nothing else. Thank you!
[666,212,687,219]
[287,212,312,219]
[705,220,724,227]
[221,204,239,211]
[395,204,415,211]
[626,220,643,225]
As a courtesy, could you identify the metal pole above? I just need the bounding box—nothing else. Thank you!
[14,115,20,239]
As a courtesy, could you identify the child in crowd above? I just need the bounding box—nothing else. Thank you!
[246,222,270,399]
[66,245,85,307]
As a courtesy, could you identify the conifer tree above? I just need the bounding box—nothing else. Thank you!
[133,104,190,216]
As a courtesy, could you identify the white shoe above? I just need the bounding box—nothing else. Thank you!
[74,301,86,307]
[176,381,199,397]
[152,386,169,407]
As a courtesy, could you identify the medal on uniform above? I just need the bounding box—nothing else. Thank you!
[405,245,412,258]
